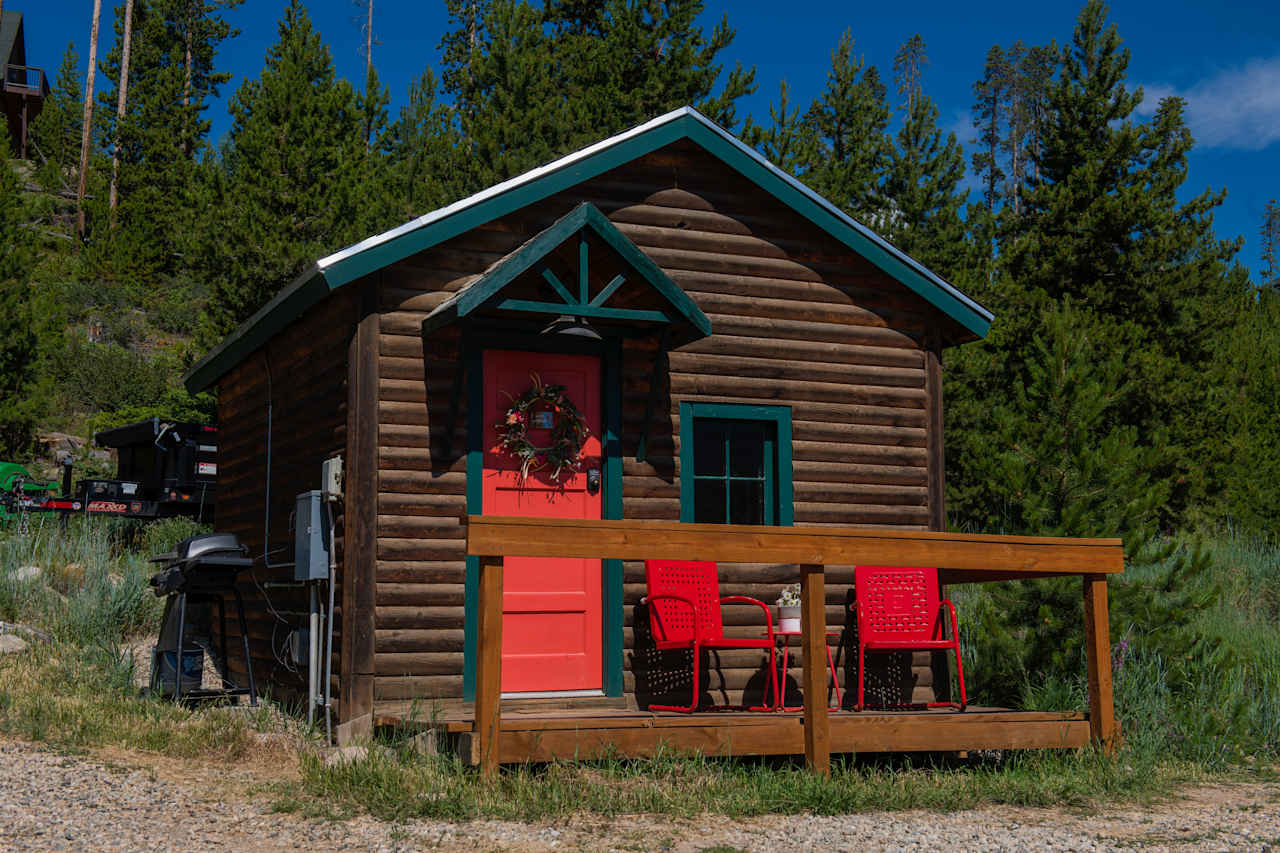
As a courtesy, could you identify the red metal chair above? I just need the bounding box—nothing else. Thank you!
[642,560,779,713]
[851,566,967,711]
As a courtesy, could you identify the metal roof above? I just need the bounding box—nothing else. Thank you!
[185,106,993,393]
[0,11,25,68]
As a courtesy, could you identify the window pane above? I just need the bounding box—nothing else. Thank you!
[692,421,726,476]
[694,479,727,523]
[729,423,766,477]
[729,480,765,525]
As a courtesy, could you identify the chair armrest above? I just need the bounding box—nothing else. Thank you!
[642,593,700,645]
[719,595,774,636]
[939,599,960,642]
[641,592,697,609]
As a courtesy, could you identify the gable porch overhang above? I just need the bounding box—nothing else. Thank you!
[421,202,710,344]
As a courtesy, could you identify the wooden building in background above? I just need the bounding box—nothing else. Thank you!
[185,107,994,734]
[1,11,47,159]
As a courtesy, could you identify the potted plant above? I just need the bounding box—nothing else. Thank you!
[776,583,801,633]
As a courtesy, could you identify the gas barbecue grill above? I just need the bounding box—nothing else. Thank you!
[149,533,257,704]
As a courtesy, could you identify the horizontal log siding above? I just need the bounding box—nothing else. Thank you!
[372,139,942,708]
[214,289,355,704]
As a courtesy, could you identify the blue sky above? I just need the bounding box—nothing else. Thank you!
[19,0,1280,277]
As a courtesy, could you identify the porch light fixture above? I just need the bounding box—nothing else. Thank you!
[541,314,602,340]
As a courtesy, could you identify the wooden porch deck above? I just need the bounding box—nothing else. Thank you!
[376,704,1090,764]
[461,516,1125,774]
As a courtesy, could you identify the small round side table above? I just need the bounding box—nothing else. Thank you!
[772,630,842,712]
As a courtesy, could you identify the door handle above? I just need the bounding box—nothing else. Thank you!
[586,468,601,495]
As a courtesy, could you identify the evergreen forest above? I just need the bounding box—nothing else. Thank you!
[2,0,1277,549]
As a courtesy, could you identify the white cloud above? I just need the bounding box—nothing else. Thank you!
[1137,57,1280,151]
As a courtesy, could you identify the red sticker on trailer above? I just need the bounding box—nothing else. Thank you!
[87,501,128,514]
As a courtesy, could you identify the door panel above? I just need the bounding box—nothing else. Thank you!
[482,350,602,693]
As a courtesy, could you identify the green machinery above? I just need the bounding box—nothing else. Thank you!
[0,462,59,522]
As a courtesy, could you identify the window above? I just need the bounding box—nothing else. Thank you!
[680,403,793,526]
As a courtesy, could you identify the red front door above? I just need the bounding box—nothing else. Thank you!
[482,350,603,693]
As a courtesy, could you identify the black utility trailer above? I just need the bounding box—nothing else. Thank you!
[10,419,219,523]
[79,419,217,521]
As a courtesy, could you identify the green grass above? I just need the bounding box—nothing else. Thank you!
[2,519,1279,822]
[0,515,291,760]
[286,742,1207,822]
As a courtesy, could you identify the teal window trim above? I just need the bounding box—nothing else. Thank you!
[679,402,794,527]
[463,336,625,701]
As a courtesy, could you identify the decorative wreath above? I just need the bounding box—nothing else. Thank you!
[495,373,590,483]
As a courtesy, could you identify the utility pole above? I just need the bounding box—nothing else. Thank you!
[77,0,103,240]
[109,0,135,219]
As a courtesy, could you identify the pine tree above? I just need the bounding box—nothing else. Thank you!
[383,68,466,221]
[953,300,1215,706]
[1262,199,1280,289]
[804,30,891,223]
[544,0,755,131]
[29,43,83,194]
[0,138,39,455]
[970,46,1008,218]
[1005,42,1056,205]
[892,33,927,111]
[92,0,241,280]
[441,0,755,190]
[200,0,365,340]
[882,36,968,280]
[741,80,814,177]
[948,0,1247,531]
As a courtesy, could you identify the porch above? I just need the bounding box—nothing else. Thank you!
[453,517,1124,775]
[378,705,1090,764]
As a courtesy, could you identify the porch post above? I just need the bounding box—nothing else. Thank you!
[800,564,830,775]
[476,555,505,776]
[1083,574,1117,752]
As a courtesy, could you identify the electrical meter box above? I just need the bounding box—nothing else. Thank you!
[294,490,331,581]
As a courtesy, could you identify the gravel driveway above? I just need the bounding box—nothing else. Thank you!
[2,737,1278,852]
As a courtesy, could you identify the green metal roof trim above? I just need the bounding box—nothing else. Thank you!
[421,201,711,337]
[185,107,991,393]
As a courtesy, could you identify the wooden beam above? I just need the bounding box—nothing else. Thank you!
[1083,574,1118,752]
[466,711,1090,763]
[466,516,1125,576]
[340,284,379,728]
[800,564,830,775]
[475,555,505,777]
[924,335,945,532]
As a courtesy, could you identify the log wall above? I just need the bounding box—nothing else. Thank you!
[371,139,951,711]
[213,288,355,706]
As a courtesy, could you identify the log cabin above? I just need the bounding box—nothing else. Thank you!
[185,107,1122,764]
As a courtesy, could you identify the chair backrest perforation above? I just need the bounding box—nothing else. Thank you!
[854,566,941,643]
[644,560,724,646]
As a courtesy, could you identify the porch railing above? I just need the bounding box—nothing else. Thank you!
[466,516,1125,776]
[3,65,46,96]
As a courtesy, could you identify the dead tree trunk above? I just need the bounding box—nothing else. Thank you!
[76,0,103,240]
[109,0,135,220]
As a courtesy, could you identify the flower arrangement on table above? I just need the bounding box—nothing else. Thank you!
[776,583,801,608]
[776,583,802,633]
[495,373,590,483]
